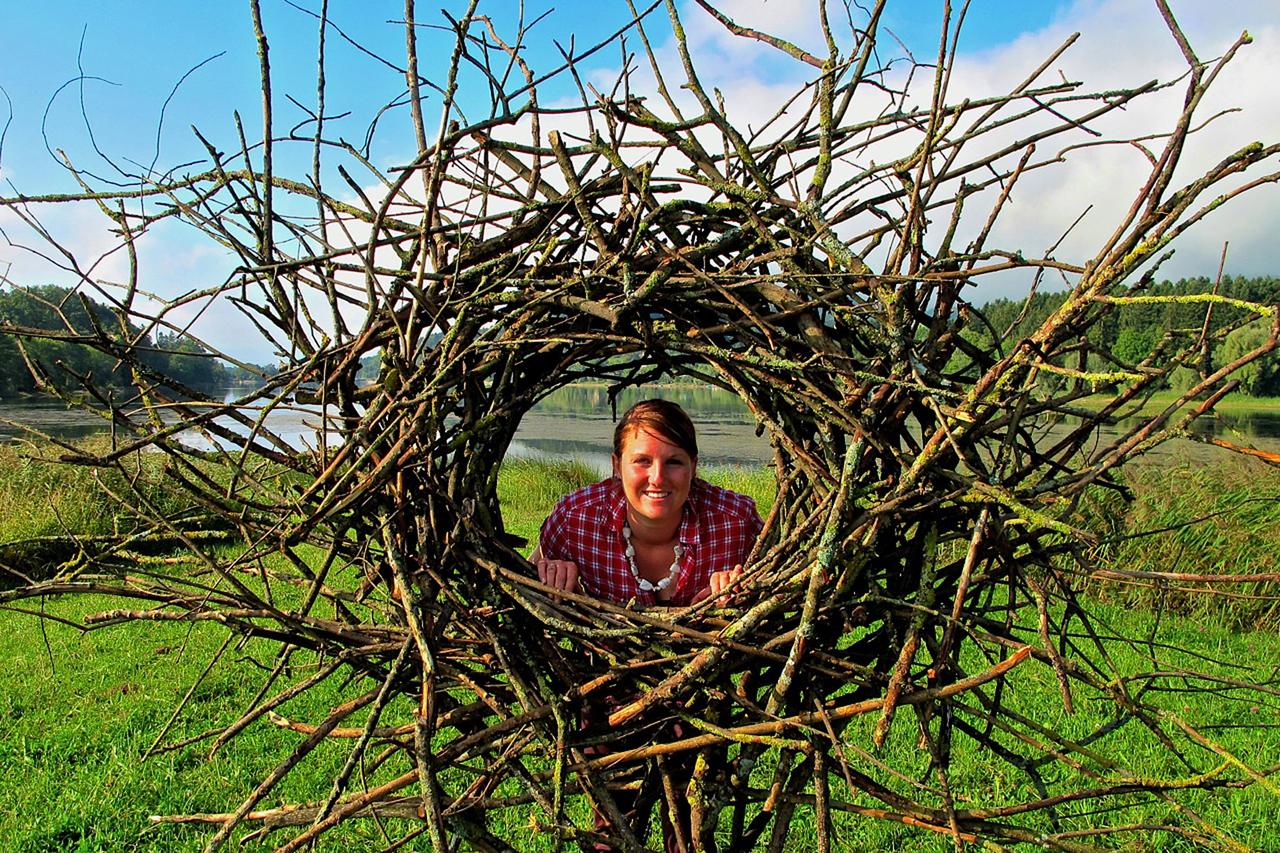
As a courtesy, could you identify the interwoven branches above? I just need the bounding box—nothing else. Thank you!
[2,2,1279,850]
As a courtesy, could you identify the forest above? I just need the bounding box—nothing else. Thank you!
[0,285,237,398]
[6,276,1278,401]
[972,274,1280,397]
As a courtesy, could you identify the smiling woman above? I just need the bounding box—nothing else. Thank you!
[530,399,762,851]
[533,398,762,608]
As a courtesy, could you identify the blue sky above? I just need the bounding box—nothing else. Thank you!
[2,1,1277,360]
[0,1,1071,192]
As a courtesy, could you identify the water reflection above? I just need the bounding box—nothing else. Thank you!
[533,384,752,420]
[1191,408,1280,439]
[0,399,110,444]
[513,384,768,472]
[0,394,341,452]
[2,386,1276,470]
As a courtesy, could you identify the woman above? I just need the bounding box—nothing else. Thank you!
[530,398,763,851]
[532,398,762,606]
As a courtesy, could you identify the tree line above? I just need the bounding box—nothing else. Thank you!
[5,277,1278,401]
[0,285,241,399]
[970,275,1280,397]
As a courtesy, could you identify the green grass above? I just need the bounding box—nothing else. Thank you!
[0,440,204,582]
[0,592,442,851]
[1083,457,1280,630]
[497,455,600,550]
[1,453,1279,849]
[0,442,145,543]
[870,598,1280,852]
[2,601,304,850]
[5,590,1276,850]
[1079,388,1280,416]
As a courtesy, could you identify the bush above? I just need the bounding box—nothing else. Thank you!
[1216,319,1280,397]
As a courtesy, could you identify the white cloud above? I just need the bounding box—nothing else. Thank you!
[556,0,1280,301]
[642,0,1280,294]
[943,0,1280,292]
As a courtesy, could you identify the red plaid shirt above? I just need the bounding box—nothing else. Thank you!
[538,477,762,606]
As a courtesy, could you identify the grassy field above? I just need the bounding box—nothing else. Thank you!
[1079,389,1280,416]
[5,591,1279,852]
[1,452,1279,850]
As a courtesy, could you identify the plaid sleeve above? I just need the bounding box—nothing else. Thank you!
[712,487,762,568]
[670,484,763,604]
[536,481,635,603]
[537,501,572,562]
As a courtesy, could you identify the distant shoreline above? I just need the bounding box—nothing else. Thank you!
[1077,390,1280,416]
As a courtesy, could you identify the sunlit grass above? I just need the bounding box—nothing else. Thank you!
[2,452,1278,849]
[1078,389,1280,415]
[1083,457,1280,630]
[6,592,1276,850]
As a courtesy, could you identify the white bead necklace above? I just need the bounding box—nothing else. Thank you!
[621,523,683,593]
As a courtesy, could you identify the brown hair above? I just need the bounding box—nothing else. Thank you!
[612,399,698,461]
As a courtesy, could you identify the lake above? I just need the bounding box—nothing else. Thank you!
[2,385,1278,471]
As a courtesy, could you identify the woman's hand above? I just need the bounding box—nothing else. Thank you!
[693,565,743,604]
[537,558,579,595]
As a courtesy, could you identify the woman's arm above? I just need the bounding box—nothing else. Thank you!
[689,486,760,604]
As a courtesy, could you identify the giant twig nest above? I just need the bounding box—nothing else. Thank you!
[2,3,1278,850]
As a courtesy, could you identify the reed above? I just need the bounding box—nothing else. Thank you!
[0,439,209,582]
[1084,458,1280,630]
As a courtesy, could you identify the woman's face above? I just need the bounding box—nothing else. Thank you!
[612,427,695,528]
